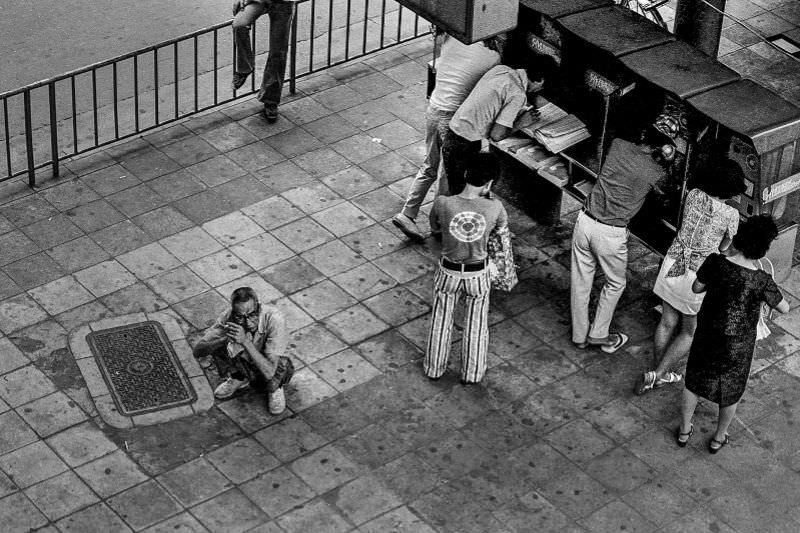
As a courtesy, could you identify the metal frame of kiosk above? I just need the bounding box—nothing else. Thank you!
[490,0,800,279]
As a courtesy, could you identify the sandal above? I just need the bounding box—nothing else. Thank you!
[635,371,657,396]
[676,423,693,447]
[654,371,683,388]
[600,332,629,354]
[709,434,729,454]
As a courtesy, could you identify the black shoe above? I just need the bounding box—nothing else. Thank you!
[231,71,251,91]
[264,105,278,123]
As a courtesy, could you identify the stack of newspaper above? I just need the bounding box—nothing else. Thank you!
[521,102,590,153]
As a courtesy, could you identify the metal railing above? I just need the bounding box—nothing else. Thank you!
[0,0,430,187]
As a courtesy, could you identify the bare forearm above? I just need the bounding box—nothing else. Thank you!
[243,340,278,376]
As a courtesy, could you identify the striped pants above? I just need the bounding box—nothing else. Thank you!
[424,265,491,383]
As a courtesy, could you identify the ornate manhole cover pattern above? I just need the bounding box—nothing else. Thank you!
[87,321,197,416]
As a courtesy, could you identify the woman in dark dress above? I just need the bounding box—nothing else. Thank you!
[677,215,789,453]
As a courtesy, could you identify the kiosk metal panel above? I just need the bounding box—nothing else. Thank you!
[519,0,612,19]
[620,41,740,99]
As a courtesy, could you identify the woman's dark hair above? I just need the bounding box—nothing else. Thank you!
[525,53,559,84]
[231,286,258,306]
[732,214,778,260]
[696,158,747,200]
[464,151,497,187]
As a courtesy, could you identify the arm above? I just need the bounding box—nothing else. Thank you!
[241,311,286,377]
[429,198,443,237]
[718,235,733,255]
[489,87,529,142]
[489,109,537,142]
[193,312,229,357]
[692,279,707,294]
[774,299,790,314]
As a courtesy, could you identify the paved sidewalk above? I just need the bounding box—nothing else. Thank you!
[2,38,800,533]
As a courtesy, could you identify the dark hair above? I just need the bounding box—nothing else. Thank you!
[231,286,258,306]
[696,158,747,200]
[732,214,778,260]
[641,124,674,149]
[525,53,559,84]
[464,151,496,187]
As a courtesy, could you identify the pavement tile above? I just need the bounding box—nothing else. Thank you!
[339,100,397,130]
[107,480,182,531]
[253,416,329,463]
[240,468,316,519]
[75,450,149,498]
[44,421,117,467]
[320,165,382,199]
[158,457,233,507]
[276,499,351,533]
[621,479,699,529]
[0,492,49,532]
[544,419,617,465]
[241,195,304,231]
[281,182,343,215]
[337,421,410,470]
[362,285,430,326]
[538,465,615,520]
[187,249,252,287]
[372,453,440,504]
[0,272,22,301]
[346,71,404,100]
[290,279,358,320]
[279,97,334,125]
[146,266,211,304]
[229,233,294,272]
[205,437,280,484]
[199,122,260,152]
[28,275,94,315]
[215,273,283,304]
[583,446,657,495]
[331,133,390,164]
[372,246,436,284]
[264,127,324,158]
[16,391,87,437]
[20,214,84,250]
[331,262,397,301]
[576,499,656,533]
[225,141,286,172]
[64,199,126,233]
[272,217,336,253]
[3,253,65,291]
[310,201,375,237]
[255,159,315,192]
[238,111,297,139]
[120,148,183,182]
[80,164,142,196]
[147,169,208,202]
[358,152,419,187]
[506,387,578,436]
[90,220,153,256]
[172,189,236,224]
[0,196,58,227]
[55,502,132,533]
[214,176,274,210]
[298,393,373,442]
[302,240,367,278]
[74,260,137,298]
[106,183,168,218]
[54,301,112,332]
[140,512,209,533]
[0,336,29,374]
[192,490,269,533]
[185,155,248,188]
[414,431,487,481]
[367,119,423,150]
[217,392,285,434]
[24,470,99,521]
[286,322,348,365]
[354,329,422,372]
[117,242,182,280]
[202,211,263,245]
[0,411,38,455]
[284,367,338,412]
[144,123,195,147]
[159,136,220,167]
[46,236,110,272]
[172,290,228,330]
[38,180,101,212]
[311,348,382,392]
[352,186,405,220]
[0,364,57,407]
[0,441,68,488]
[302,114,360,145]
[292,147,351,178]
[323,304,390,344]
[159,226,223,263]
[360,506,436,533]
[340,223,404,260]
[584,398,654,444]
[260,256,324,295]
[132,205,196,240]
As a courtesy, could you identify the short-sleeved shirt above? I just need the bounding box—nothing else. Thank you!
[665,188,740,277]
[449,65,529,142]
[586,138,667,226]
[429,38,501,113]
[201,303,286,359]
[430,195,508,263]
[696,253,783,336]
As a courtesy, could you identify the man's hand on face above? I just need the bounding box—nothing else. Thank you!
[225,322,248,345]
[232,0,246,16]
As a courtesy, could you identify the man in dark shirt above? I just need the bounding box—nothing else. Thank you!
[426,153,508,384]
[570,115,678,353]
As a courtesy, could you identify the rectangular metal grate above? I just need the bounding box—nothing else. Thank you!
[87,321,196,416]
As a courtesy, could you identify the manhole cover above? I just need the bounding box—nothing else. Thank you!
[87,321,197,416]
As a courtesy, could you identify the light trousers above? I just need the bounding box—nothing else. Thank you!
[425,265,491,383]
[570,211,628,344]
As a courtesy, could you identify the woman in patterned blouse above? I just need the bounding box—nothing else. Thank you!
[635,159,746,395]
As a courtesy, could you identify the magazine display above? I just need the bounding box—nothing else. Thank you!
[520,102,590,153]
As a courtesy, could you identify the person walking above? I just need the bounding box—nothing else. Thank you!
[570,114,679,353]
[231,0,300,123]
[676,215,789,452]
[391,32,501,242]
[636,160,745,395]
[424,153,508,384]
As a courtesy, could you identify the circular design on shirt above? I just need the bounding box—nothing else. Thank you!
[449,211,487,243]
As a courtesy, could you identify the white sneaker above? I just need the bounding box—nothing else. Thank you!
[268,387,286,415]
[392,213,425,242]
[214,376,250,399]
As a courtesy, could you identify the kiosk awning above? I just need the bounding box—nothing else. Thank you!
[558,5,674,57]
[519,0,612,19]
[687,79,800,154]
[620,41,740,99]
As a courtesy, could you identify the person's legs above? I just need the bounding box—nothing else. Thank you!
[678,387,698,445]
[460,270,491,383]
[653,301,680,366]
[264,356,294,414]
[570,212,596,345]
[714,402,738,443]
[655,311,696,379]
[232,3,267,81]
[587,226,628,343]
[258,0,296,113]
[424,267,461,379]
[400,106,444,220]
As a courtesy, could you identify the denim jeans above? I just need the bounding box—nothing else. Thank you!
[193,336,294,392]
[441,128,481,196]
[233,0,296,108]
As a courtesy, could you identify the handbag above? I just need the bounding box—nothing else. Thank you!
[756,257,774,341]
[487,226,518,291]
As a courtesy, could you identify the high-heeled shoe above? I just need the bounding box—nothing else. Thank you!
[676,423,693,447]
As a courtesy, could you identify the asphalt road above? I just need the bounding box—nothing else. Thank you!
[0,0,227,92]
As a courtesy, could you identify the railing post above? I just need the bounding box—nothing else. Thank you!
[23,90,36,187]
[290,8,298,95]
[48,83,60,179]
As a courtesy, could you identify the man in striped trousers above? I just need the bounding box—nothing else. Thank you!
[425,154,508,384]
